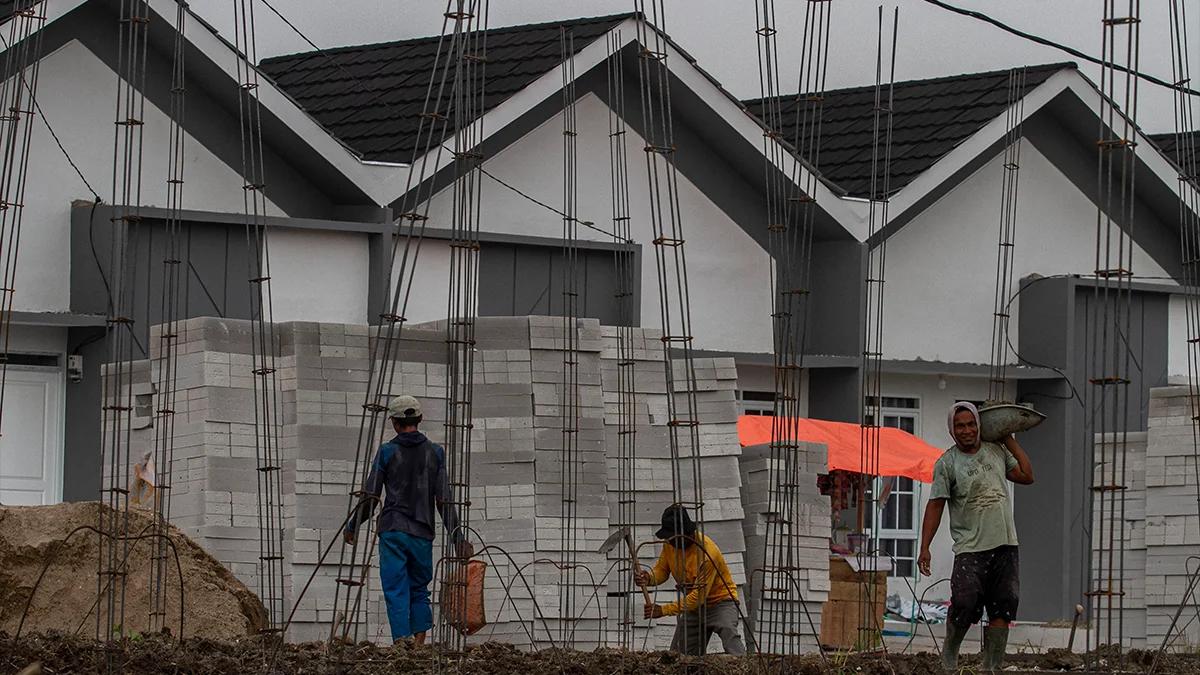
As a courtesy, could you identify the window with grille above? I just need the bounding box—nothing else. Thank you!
[863,476,918,577]
[863,395,920,577]
[737,390,776,416]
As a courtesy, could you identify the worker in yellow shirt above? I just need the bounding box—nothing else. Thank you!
[633,504,746,655]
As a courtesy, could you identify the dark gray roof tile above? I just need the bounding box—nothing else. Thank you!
[261,13,633,162]
[744,63,1073,196]
[1149,130,1200,163]
[263,14,1072,196]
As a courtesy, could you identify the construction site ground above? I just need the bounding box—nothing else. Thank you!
[2,503,1195,673]
[3,632,1200,674]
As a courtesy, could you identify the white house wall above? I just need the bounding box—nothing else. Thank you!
[269,229,369,324]
[882,140,1170,364]
[421,92,774,354]
[20,40,284,314]
[392,238,454,326]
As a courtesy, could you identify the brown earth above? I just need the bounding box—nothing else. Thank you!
[1,503,1196,673]
[0,633,913,675]
[0,502,267,641]
[4,634,1200,675]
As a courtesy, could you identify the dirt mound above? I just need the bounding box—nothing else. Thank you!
[0,502,266,641]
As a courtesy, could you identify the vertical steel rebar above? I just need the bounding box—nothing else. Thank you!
[0,0,47,512]
[98,4,151,670]
[147,0,189,634]
[557,26,583,649]
[434,1,488,668]
[1151,0,1200,662]
[749,0,832,657]
[857,4,898,653]
[1085,0,1140,661]
[330,1,466,649]
[604,29,641,655]
[632,1,707,653]
[986,68,1027,404]
[231,0,287,646]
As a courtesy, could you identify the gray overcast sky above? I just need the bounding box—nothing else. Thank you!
[199,1,1184,133]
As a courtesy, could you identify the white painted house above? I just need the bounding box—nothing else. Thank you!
[0,0,411,507]
[0,3,1195,624]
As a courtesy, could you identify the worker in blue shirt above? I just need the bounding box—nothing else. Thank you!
[344,394,471,644]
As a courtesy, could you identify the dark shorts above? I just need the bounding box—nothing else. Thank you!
[949,545,1019,627]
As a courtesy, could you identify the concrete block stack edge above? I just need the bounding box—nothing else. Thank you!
[110,316,832,654]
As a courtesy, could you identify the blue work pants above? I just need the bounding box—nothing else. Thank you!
[378,530,434,641]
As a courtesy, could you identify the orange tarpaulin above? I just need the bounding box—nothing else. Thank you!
[737,415,945,483]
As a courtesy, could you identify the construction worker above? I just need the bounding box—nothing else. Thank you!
[918,401,1034,671]
[633,504,746,656]
[344,394,472,645]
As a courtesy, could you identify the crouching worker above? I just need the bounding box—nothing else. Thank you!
[633,504,746,656]
[344,394,472,645]
[918,401,1034,671]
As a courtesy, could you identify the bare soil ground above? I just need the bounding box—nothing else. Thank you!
[2,505,1196,673]
[0,502,267,641]
[3,634,1199,675]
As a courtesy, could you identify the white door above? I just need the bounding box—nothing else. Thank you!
[0,367,64,504]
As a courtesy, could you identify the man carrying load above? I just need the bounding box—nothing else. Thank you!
[918,401,1034,671]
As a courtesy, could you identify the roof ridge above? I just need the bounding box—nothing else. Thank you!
[1148,129,1200,138]
[262,12,638,64]
[741,61,1077,106]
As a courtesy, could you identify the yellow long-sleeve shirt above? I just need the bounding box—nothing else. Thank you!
[647,534,738,616]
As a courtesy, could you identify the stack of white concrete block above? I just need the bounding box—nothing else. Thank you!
[1090,430,1147,648]
[286,321,450,643]
[104,317,295,633]
[448,316,538,648]
[599,325,666,648]
[1078,385,1200,650]
[528,316,610,648]
[1145,386,1200,649]
[287,315,613,647]
[109,315,833,653]
[739,440,830,653]
[665,356,750,652]
[598,332,753,653]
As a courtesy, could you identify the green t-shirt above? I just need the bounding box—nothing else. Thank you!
[929,441,1019,554]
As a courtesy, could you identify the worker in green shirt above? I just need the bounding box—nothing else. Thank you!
[918,401,1034,672]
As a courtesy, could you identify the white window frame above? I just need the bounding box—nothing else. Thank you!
[863,395,922,577]
[737,390,776,416]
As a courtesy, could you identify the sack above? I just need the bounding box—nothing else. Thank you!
[129,452,156,509]
[441,560,487,635]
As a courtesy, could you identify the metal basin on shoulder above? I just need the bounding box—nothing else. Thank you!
[978,402,1046,442]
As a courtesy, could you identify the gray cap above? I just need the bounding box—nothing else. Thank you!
[387,394,422,419]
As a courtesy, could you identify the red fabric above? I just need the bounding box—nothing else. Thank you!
[737,416,944,483]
